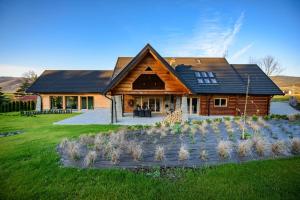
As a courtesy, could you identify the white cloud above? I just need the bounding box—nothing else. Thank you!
[0,64,44,77]
[162,12,245,57]
[230,43,253,61]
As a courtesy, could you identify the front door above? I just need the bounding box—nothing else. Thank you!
[187,97,199,114]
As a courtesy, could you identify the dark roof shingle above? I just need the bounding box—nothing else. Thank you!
[27,70,113,93]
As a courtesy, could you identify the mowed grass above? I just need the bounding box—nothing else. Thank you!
[1,113,300,200]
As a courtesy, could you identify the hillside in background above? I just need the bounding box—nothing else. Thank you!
[271,76,300,94]
[0,76,24,93]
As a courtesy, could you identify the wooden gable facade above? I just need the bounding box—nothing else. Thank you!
[110,51,190,95]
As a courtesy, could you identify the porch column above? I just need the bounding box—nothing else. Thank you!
[36,95,42,111]
[181,96,188,121]
[175,96,181,111]
[62,96,66,109]
[110,97,117,123]
[115,95,123,120]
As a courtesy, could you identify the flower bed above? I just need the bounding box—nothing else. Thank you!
[57,117,300,169]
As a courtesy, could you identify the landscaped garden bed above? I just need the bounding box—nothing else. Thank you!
[58,115,300,169]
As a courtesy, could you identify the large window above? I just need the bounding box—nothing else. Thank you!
[65,96,78,109]
[214,98,227,107]
[132,74,165,90]
[50,96,63,109]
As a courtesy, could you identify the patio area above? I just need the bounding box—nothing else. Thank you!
[54,109,165,125]
[54,102,300,125]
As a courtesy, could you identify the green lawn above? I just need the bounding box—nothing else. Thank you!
[0,113,300,200]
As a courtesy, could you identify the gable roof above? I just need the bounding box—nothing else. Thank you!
[231,64,284,95]
[27,70,113,93]
[105,44,193,93]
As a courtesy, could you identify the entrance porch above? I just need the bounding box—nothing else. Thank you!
[110,94,201,123]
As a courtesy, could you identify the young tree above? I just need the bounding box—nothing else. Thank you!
[249,55,284,76]
[15,71,38,97]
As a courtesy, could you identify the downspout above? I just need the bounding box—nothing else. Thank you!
[104,93,114,124]
[33,93,42,111]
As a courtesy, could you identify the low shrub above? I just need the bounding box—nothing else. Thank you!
[252,115,258,121]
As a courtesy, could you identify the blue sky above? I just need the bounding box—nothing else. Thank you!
[0,0,300,76]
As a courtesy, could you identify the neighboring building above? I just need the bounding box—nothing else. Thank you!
[27,44,283,122]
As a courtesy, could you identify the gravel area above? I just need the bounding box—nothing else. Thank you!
[58,118,300,169]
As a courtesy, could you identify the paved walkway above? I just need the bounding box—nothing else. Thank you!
[54,102,300,125]
[54,109,164,125]
[270,102,300,115]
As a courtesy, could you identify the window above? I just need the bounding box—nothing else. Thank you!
[195,72,201,77]
[50,96,63,109]
[214,98,227,107]
[208,72,214,77]
[197,78,204,83]
[132,74,165,90]
[65,96,78,109]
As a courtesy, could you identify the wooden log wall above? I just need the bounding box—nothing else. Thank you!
[200,95,271,116]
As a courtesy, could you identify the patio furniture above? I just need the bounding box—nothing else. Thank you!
[133,108,152,117]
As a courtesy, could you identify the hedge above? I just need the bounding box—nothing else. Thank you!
[0,101,36,113]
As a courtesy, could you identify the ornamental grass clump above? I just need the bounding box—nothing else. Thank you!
[252,136,266,156]
[128,141,143,161]
[291,137,300,154]
[199,149,208,161]
[237,140,253,157]
[84,150,97,167]
[111,148,121,164]
[271,140,286,156]
[178,145,189,161]
[154,146,165,161]
[217,140,231,159]
[59,138,69,149]
[79,134,94,146]
[94,134,106,151]
[66,141,81,160]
